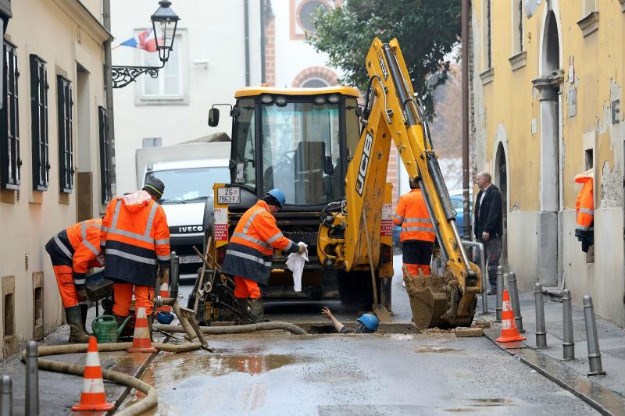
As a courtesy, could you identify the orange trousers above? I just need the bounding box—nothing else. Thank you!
[112,283,156,316]
[404,264,431,276]
[53,265,80,308]
[233,276,261,299]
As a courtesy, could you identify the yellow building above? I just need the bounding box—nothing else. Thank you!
[0,0,111,357]
[471,0,624,325]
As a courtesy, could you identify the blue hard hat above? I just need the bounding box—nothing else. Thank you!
[156,311,175,325]
[267,188,286,208]
[357,313,379,331]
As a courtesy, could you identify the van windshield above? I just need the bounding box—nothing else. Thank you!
[146,167,230,204]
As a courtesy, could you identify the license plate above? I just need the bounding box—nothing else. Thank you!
[217,187,240,204]
[178,255,201,264]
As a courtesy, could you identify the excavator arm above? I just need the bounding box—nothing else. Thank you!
[318,37,481,328]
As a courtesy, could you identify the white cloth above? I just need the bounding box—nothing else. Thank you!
[286,243,308,292]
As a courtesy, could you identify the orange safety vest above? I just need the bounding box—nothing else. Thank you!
[100,190,170,286]
[575,179,593,231]
[393,189,436,243]
[221,200,297,285]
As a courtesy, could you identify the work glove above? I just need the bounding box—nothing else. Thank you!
[76,285,88,302]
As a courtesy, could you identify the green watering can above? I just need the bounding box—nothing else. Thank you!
[91,315,131,343]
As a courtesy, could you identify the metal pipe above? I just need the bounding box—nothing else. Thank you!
[583,295,606,375]
[25,341,38,416]
[461,0,471,240]
[169,251,179,300]
[1,375,12,416]
[507,272,524,332]
[562,289,575,360]
[534,283,547,348]
[496,266,503,322]
[461,240,488,313]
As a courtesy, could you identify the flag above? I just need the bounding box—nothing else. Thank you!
[119,29,157,52]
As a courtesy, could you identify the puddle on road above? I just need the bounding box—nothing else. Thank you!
[141,351,306,388]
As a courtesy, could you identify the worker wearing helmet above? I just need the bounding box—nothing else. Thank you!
[222,188,306,324]
[393,176,436,280]
[574,169,594,253]
[45,219,104,342]
[321,306,379,333]
[100,176,170,335]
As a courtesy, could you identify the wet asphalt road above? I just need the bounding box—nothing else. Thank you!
[121,262,599,416]
[128,332,596,416]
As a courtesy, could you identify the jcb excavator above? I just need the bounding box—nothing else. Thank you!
[203,37,481,328]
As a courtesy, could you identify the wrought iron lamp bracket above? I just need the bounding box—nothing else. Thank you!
[111,62,165,89]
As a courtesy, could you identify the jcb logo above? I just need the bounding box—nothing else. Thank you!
[356,132,373,196]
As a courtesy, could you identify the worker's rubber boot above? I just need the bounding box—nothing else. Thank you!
[79,304,90,334]
[234,299,250,324]
[66,306,90,343]
[115,314,130,341]
[247,299,264,324]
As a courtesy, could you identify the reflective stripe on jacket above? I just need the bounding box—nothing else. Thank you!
[221,200,297,285]
[393,189,435,243]
[575,179,594,231]
[45,219,103,286]
[100,190,170,286]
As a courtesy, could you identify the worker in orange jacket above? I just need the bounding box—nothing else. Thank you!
[393,176,436,280]
[45,219,103,342]
[575,169,594,253]
[221,189,306,324]
[100,177,170,332]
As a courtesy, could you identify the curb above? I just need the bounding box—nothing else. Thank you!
[484,328,625,416]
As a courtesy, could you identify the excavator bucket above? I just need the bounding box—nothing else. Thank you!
[404,267,477,329]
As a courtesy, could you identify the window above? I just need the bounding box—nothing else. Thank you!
[57,76,73,193]
[141,34,184,100]
[1,41,20,190]
[98,106,112,204]
[30,54,49,191]
[512,0,523,54]
[142,137,162,148]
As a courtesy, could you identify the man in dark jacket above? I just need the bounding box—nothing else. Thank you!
[473,171,503,295]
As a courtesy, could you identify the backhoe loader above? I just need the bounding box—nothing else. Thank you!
[204,38,481,328]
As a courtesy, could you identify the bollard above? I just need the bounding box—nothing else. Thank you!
[461,241,488,314]
[583,295,606,375]
[507,272,524,333]
[1,375,12,416]
[170,251,179,300]
[534,283,547,348]
[25,341,39,416]
[495,266,504,322]
[561,289,575,360]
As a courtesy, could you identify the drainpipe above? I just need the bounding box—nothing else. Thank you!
[260,0,266,84]
[461,0,471,240]
[244,0,250,86]
[103,0,116,194]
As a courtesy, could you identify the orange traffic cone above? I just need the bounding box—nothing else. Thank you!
[496,289,526,343]
[127,306,157,353]
[71,336,115,411]
[157,282,173,314]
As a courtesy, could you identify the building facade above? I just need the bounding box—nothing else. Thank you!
[471,0,624,326]
[0,0,111,357]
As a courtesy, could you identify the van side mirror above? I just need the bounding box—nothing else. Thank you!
[208,108,220,127]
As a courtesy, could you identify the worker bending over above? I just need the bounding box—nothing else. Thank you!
[45,219,103,342]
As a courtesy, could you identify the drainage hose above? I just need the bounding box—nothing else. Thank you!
[22,341,202,416]
[153,321,308,335]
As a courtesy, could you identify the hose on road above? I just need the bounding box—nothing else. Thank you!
[153,321,308,335]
